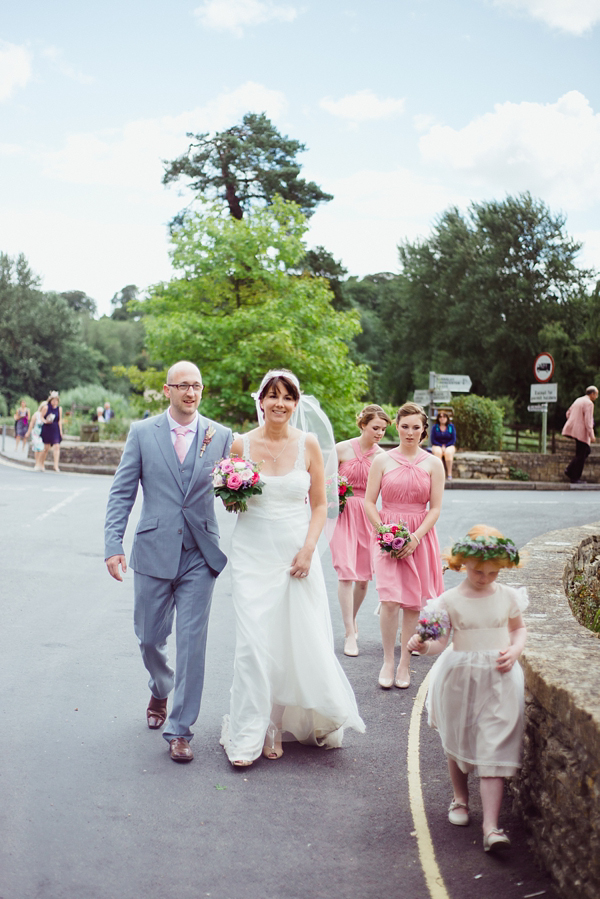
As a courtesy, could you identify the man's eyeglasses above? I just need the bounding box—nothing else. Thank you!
[167,383,203,393]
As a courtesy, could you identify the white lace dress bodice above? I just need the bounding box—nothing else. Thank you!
[220,431,365,763]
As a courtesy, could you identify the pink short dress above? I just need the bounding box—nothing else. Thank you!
[373,448,444,609]
[330,439,377,581]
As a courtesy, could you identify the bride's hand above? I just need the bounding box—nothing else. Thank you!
[290,546,313,579]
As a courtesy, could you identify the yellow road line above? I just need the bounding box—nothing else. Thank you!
[407,670,451,899]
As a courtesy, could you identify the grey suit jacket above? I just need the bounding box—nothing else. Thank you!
[104,411,232,578]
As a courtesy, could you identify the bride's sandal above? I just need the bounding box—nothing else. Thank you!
[262,723,284,760]
[232,759,253,768]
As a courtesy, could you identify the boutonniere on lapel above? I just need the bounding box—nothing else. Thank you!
[199,426,216,458]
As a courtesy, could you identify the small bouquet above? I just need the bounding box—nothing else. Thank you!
[326,474,354,516]
[376,522,411,558]
[212,456,264,513]
[416,606,450,643]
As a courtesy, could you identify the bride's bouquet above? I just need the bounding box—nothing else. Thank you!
[212,456,264,513]
[326,473,354,516]
[376,522,411,559]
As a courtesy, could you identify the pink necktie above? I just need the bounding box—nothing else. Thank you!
[173,426,191,463]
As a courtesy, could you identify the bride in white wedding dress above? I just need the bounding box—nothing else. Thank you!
[220,370,365,767]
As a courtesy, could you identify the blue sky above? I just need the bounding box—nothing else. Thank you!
[2,0,599,316]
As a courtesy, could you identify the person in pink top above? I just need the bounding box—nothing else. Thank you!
[562,386,598,483]
[330,405,392,657]
[365,402,445,689]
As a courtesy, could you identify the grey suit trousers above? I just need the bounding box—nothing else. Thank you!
[133,544,216,742]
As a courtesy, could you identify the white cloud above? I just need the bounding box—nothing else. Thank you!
[41,82,287,190]
[320,90,405,124]
[0,40,32,102]
[493,0,600,35]
[307,168,468,275]
[194,0,297,35]
[41,46,95,85]
[418,90,600,209]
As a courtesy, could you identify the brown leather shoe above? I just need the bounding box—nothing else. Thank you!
[169,738,193,762]
[146,695,168,729]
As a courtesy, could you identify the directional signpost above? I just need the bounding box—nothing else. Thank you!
[414,389,452,405]
[531,353,556,454]
[434,374,472,393]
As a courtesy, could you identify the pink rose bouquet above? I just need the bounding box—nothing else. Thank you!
[376,522,411,559]
[326,474,355,516]
[212,456,264,513]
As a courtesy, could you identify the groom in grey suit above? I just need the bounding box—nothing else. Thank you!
[105,361,232,762]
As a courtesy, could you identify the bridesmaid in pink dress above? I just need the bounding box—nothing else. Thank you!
[365,402,445,689]
[330,405,392,657]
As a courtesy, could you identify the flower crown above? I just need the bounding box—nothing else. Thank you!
[451,535,520,566]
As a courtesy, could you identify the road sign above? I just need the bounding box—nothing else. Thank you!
[530,383,557,403]
[533,352,555,383]
[435,374,472,392]
[528,404,548,413]
[414,389,452,405]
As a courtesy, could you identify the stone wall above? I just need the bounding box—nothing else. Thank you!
[27,440,125,472]
[454,450,600,483]
[507,524,600,898]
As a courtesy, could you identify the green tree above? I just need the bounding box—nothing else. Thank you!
[110,284,140,321]
[0,253,100,405]
[60,290,97,317]
[376,194,593,415]
[135,198,367,436]
[163,112,332,224]
[81,315,148,393]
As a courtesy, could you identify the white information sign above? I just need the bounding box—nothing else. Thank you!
[528,404,548,413]
[435,374,472,392]
[530,383,557,403]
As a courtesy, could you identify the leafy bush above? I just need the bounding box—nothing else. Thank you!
[0,393,8,417]
[451,395,503,451]
[60,385,132,418]
[569,574,600,634]
[509,466,530,481]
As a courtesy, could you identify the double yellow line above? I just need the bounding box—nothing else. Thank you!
[407,671,451,899]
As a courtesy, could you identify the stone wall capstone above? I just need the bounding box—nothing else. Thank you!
[506,523,600,898]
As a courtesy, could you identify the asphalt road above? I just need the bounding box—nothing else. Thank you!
[2,459,597,899]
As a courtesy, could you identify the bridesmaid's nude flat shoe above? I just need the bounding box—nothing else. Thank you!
[344,636,359,657]
[394,669,410,689]
[378,666,394,689]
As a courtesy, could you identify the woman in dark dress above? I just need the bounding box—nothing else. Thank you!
[430,410,457,480]
[13,399,30,453]
[40,391,63,472]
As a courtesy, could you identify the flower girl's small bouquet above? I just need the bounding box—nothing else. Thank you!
[376,522,411,559]
[416,605,450,643]
[326,474,354,516]
[212,456,264,513]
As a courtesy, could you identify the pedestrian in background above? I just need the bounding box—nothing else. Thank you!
[562,385,598,484]
[430,410,457,480]
[25,402,47,470]
[13,399,30,453]
[103,401,114,420]
[40,391,63,472]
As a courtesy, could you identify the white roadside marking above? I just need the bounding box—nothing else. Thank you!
[35,489,87,521]
[407,670,450,899]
